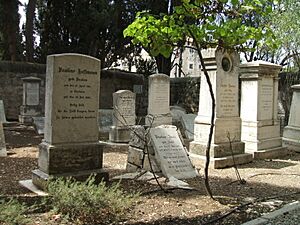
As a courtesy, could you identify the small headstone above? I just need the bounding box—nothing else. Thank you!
[149,125,197,179]
[180,114,196,140]
[0,123,7,157]
[146,74,172,127]
[170,105,187,125]
[19,77,42,124]
[109,90,136,143]
[0,100,7,123]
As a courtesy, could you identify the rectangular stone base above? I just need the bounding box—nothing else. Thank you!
[246,146,288,159]
[32,168,109,191]
[189,152,253,169]
[189,141,245,158]
[283,137,300,152]
[109,126,131,143]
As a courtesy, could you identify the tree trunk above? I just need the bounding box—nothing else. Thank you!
[25,0,36,62]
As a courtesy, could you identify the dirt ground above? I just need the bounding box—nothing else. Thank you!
[0,123,300,225]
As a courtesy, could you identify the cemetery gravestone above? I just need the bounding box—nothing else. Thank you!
[146,74,172,127]
[283,84,300,152]
[109,90,136,143]
[32,53,108,190]
[0,123,7,157]
[190,48,252,168]
[98,109,113,139]
[32,117,45,135]
[19,77,42,124]
[0,100,7,123]
[149,125,197,179]
[240,61,287,158]
[180,114,197,140]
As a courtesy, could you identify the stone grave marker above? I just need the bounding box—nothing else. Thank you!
[0,100,7,123]
[240,61,287,158]
[149,125,197,179]
[19,77,42,124]
[180,114,196,140]
[32,117,45,135]
[32,53,108,190]
[0,123,7,157]
[109,90,136,143]
[190,48,252,169]
[283,84,300,152]
[146,74,172,127]
[98,109,113,139]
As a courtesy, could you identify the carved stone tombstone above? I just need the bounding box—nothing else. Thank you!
[146,74,172,127]
[32,53,108,189]
[19,76,42,124]
[190,48,252,168]
[283,84,300,152]
[240,61,287,158]
[0,123,7,157]
[109,90,136,143]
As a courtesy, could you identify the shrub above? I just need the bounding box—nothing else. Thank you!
[47,176,139,224]
[0,198,30,225]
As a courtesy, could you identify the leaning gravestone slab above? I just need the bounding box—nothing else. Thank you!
[0,100,7,123]
[149,125,197,179]
[0,123,7,156]
[180,114,196,140]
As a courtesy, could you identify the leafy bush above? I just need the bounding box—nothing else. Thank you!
[0,199,30,225]
[47,176,139,224]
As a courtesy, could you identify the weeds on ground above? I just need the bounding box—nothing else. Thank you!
[0,198,30,225]
[47,176,139,224]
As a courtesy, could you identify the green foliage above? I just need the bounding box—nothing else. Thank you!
[0,199,30,225]
[124,0,276,58]
[47,176,139,224]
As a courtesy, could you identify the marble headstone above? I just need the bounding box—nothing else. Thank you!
[283,84,300,152]
[146,74,172,127]
[180,114,196,140]
[149,125,197,179]
[32,53,108,190]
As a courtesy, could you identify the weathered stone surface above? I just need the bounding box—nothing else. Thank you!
[149,125,197,179]
[98,109,113,132]
[146,74,172,127]
[109,126,131,143]
[283,84,300,152]
[112,90,136,127]
[129,125,146,149]
[44,54,100,144]
[127,146,144,166]
[0,123,7,157]
[0,100,7,123]
[180,114,196,140]
[240,60,286,159]
[32,116,45,135]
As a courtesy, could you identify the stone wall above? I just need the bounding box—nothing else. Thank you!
[0,61,144,120]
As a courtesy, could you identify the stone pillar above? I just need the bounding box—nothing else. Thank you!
[19,76,42,124]
[32,54,108,190]
[0,123,7,157]
[146,74,172,127]
[109,90,136,143]
[283,84,300,152]
[190,48,252,169]
[240,61,287,159]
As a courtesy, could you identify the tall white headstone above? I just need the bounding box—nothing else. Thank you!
[240,61,287,158]
[32,53,108,190]
[283,84,300,152]
[109,90,136,143]
[190,48,252,169]
[0,123,7,157]
[146,74,172,127]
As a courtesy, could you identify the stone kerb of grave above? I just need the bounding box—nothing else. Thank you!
[149,125,198,179]
[32,53,108,190]
[146,74,172,127]
[0,123,7,157]
[283,84,300,152]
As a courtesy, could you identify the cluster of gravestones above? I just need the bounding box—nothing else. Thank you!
[1,49,300,191]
